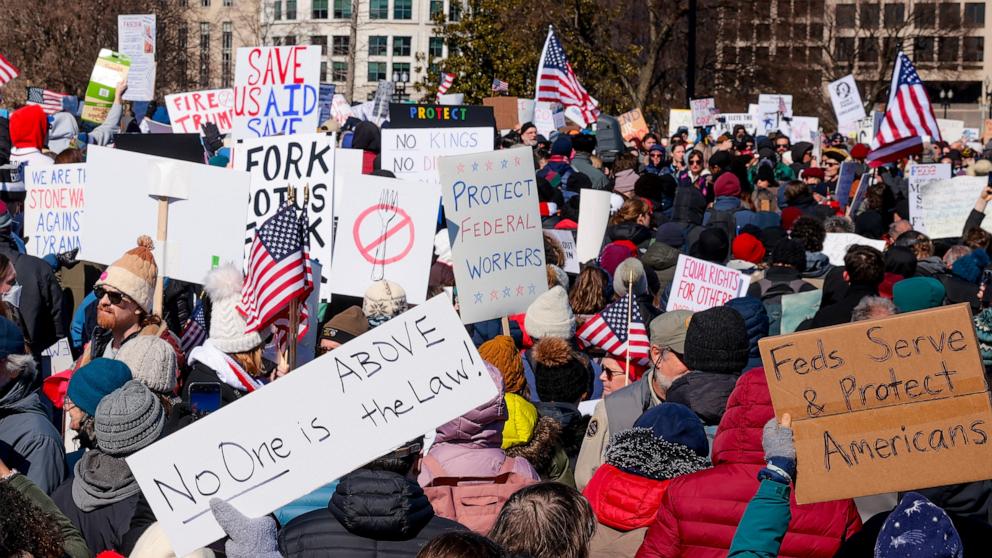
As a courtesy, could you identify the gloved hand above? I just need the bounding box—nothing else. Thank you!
[56,247,79,270]
[209,498,281,558]
[202,122,224,155]
[759,414,796,484]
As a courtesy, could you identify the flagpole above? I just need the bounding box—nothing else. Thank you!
[534,25,553,102]
[625,268,633,387]
[287,185,303,370]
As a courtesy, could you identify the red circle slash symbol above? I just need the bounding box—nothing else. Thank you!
[352,204,415,265]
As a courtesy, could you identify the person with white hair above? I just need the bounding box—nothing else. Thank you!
[851,295,898,322]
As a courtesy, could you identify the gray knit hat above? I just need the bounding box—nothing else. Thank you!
[524,285,575,339]
[95,380,165,456]
[115,336,177,395]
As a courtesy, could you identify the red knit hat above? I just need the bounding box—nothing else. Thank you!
[801,167,825,180]
[714,172,741,197]
[9,104,48,149]
[732,232,766,264]
[781,207,803,231]
[850,143,871,160]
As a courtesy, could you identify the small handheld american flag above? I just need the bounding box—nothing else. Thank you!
[26,87,69,114]
[535,26,599,125]
[436,73,456,98]
[867,51,941,167]
[492,78,509,93]
[180,300,208,355]
[575,296,650,364]
[0,54,19,86]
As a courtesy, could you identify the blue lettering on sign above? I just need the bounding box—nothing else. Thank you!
[247,84,319,137]
[465,248,544,279]
[450,179,534,211]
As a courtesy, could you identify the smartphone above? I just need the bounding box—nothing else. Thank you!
[188,382,222,417]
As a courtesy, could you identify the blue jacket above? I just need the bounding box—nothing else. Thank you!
[725,297,769,372]
[274,481,339,526]
[728,479,792,557]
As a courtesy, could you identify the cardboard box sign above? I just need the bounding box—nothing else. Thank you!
[758,304,992,504]
[483,96,520,131]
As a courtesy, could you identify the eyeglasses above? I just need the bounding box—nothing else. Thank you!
[94,286,128,306]
[776,144,790,150]
[689,159,703,166]
[650,152,663,158]
[823,161,839,167]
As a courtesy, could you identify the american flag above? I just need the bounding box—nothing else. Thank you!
[535,27,599,125]
[272,204,312,345]
[239,201,312,336]
[867,51,940,167]
[575,296,650,364]
[0,54,19,86]
[492,78,509,93]
[26,87,70,114]
[436,73,456,97]
[180,300,208,355]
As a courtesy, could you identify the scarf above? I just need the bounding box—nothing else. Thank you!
[188,339,263,393]
[71,450,140,511]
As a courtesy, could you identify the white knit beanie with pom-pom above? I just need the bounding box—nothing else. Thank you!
[204,264,262,353]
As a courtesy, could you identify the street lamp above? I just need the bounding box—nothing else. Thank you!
[939,88,954,119]
[391,71,410,102]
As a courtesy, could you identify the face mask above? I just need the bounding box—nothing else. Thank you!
[3,283,22,308]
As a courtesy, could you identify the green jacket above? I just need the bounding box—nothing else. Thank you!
[7,473,91,558]
[728,479,792,557]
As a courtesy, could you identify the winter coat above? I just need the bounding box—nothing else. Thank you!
[636,369,861,558]
[734,209,780,231]
[183,360,245,407]
[9,104,53,168]
[275,481,340,526]
[536,400,590,460]
[279,469,466,557]
[0,239,64,355]
[834,507,992,557]
[916,256,946,277]
[6,473,89,558]
[727,479,792,557]
[351,121,381,174]
[803,252,833,279]
[641,241,680,295]
[941,274,982,314]
[0,380,65,494]
[504,415,574,487]
[606,222,653,249]
[52,478,140,554]
[724,297,769,372]
[665,370,741,426]
[807,284,878,329]
[572,152,610,190]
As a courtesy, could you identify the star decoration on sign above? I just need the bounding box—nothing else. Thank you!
[472,162,480,172]
[500,159,509,169]
[516,285,525,296]
[528,283,536,294]
[457,163,465,173]
[485,161,494,171]
[490,290,499,301]
[474,292,483,304]
[514,156,521,167]
[503,287,512,298]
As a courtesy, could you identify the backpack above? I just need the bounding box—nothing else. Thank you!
[420,453,537,534]
[757,278,808,335]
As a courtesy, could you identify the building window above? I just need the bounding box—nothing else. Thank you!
[394,0,412,19]
[334,0,351,18]
[369,36,387,56]
[835,37,855,60]
[332,61,348,82]
[370,0,388,19]
[914,3,935,27]
[313,0,329,18]
[835,4,855,28]
[201,0,210,6]
[938,36,959,62]
[180,0,188,6]
[320,61,328,81]
[273,36,282,46]
[939,3,960,27]
[284,35,296,45]
[332,35,350,56]
[859,3,879,27]
[430,0,443,18]
[808,23,823,40]
[221,22,233,87]
[914,36,935,62]
[393,36,411,56]
[274,0,282,20]
[776,0,790,19]
[368,61,387,82]
[429,37,443,58]
[393,62,411,81]
[964,3,985,26]
[964,37,983,62]
[286,0,297,19]
[858,37,878,63]
[199,22,210,87]
[449,1,461,21]
[312,35,328,55]
[883,3,904,26]
[223,0,232,5]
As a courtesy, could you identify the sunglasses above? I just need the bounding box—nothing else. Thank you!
[94,286,128,306]
[689,159,703,165]
[776,144,790,149]
[823,161,839,167]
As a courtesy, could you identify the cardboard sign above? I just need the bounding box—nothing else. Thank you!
[166,89,235,135]
[834,162,857,208]
[81,146,250,285]
[758,304,992,504]
[907,163,952,232]
[381,127,495,185]
[128,296,499,555]
[545,230,579,274]
[233,133,335,301]
[388,103,496,130]
[118,14,156,102]
[822,233,887,266]
[575,190,611,264]
[533,101,561,138]
[912,176,989,239]
[331,174,439,303]
[483,96,520,131]
[690,98,718,128]
[24,164,86,259]
[668,109,692,136]
[438,146,548,324]
[758,93,793,118]
[828,75,866,127]
[936,119,965,143]
[618,108,650,142]
[666,255,748,312]
[232,45,321,139]
[81,49,131,124]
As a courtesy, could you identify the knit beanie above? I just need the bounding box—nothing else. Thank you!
[502,393,538,449]
[599,241,638,278]
[612,258,649,297]
[114,336,178,395]
[849,143,870,160]
[875,492,961,558]
[633,402,709,457]
[532,337,589,403]
[95,235,158,313]
[67,358,133,417]
[524,285,575,339]
[772,238,808,272]
[9,104,48,149]
[952,249,990,284]
[732,233,766,264]
[204,264,263,354]
[683,306,749,373]
[321,306,369,344]
[95,380,165,456]
[363,280,408,327]
[479,335,526,395]
[690,228,729,264]
[714,173,741,198]
[894,277,946,313]
[974,308,992,367]
[781,207,803,231]
[550,135,572,157]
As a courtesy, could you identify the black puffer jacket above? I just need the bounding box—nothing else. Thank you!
[278,469,465,557]
[665,371,741,426]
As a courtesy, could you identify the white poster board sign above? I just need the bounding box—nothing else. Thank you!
[712,113,755,137]
[118,14,156,101]
[576,190,611,264]
[331,174,439,304]
[829,75,866,127]
[533,101,560,138]
[438,146,548,324]
[822,233,888,265]
[128,296,499,556]
[165,89,235,135]
[24,164,85,258]
[81,146,250,285]
[937,119,965,143]
[233,133,336,301]
[232,46,321,139]
[517,98,535,126]
[690,98,718,128]
[907,163,952,233]
[668,109,693,136]
[381,127,494,185]
[758,93,793,118]
[786,117,819,147]
[666,255,748,312]
[546,230,579,274]
[913,176,990,239]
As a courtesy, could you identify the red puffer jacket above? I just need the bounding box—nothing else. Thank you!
[636,368,862,558]
[584,464,671,531]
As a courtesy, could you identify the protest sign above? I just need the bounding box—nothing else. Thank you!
[758,93,793,118]
[533,101,562,137]
[689,98,718,128]
[907,163,952,232]
[81,49,130,124]
[712,113,754,137]
[438,146,548,324]
[822,233,887,266]
[24,164,85,259]
[483,96,520,131]
[81,146,249,285]
[517,98,535,125]
[912,176,989,239]
[437,93,465,105]
[389,103,496,129]
[787,117,819,148]
[984,119,992,143]
[381,120,495,185]
[758,304,992,504]
[834,162,857,208]
[962,128,980,145]
[115,133,205,163]
[318,83,335,124]
[233,133,335,301]
[668,109,692,136]
[145,120,173,134]
[780,289,822,334]
[546,230,579,274]
[331,174,439,303]
[128,295,499,555]
[576,189,611,264]
[166,89,235,135]
[618,108,649,142]
[828,75,866,127]
[334,146,364,215]
[936,119,965,143]
[118,14,156,101]
[371,81,394,123]
[666,255,748,312]
[232,45,321,139]
[41,338,74,378]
